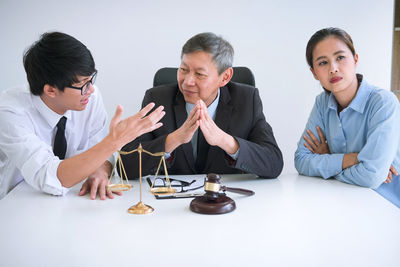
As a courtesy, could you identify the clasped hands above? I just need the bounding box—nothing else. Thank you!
[303,126,397,184]
[166,99,239,155]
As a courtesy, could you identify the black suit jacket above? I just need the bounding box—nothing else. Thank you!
[120,82,283,178]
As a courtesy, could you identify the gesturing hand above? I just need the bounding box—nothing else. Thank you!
[303,126,330,154]
[109,103,165,150]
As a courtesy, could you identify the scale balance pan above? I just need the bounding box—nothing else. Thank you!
[150,187,177,196]
[107,183,133,192]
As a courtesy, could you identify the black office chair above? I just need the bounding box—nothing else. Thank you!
[153,66,255,87]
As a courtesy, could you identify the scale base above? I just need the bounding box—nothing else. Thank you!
[128,201,154,214]
[190,195,236,214]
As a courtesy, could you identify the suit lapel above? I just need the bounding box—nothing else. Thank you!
[204,85,233,170]
[214,86,232,133]
[173,91,196,172]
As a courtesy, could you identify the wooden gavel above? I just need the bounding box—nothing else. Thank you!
[204,173,255,201]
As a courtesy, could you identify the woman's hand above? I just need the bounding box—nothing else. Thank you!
[303,126,330,154]
[385,165,398,183]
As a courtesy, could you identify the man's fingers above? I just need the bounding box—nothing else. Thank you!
[138,102,156,118]
[200,115,213,132]
[146,122,164,133]
[106,189,115,199]
[202,107,213,122]
[198,100,213,122]
[180,109,200,143]
[78,182,89,196]
[106,189,123,198]
[198,118,205,132]
[188,105,200,120]
[198,99,207,109]
[90,179,99,200]
[188,109,200,125]
[110,105,124,128]
[126,106,165,137]
[139,106,165,126]
[151,106,166,122]
[98,182,107,200]
[199,107,210,122]
[199,119,213,143]
[186,120,200,138]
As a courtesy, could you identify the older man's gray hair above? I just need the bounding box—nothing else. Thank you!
[181,32,234,74]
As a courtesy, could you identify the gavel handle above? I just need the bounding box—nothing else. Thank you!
[221,186,255,196]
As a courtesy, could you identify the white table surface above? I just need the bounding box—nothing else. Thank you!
[0,173,399,267]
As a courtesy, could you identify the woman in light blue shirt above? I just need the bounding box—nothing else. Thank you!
[294,27,400,208]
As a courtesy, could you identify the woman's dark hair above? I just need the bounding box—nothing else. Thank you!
[23,32,96,95]
[306,27,356,69]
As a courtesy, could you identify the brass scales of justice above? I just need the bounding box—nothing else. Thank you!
[106,144,176,214]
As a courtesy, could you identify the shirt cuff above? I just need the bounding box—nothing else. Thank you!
[325,153,345,178]
[107,152,116,167]
[227,148,240,160]
[43,159,70,196]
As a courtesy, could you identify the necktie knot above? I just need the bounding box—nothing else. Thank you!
[57,116,67,130]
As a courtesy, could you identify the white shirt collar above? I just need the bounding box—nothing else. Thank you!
[31,94,72,128]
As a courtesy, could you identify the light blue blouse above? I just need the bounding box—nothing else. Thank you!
[295,75,400,207]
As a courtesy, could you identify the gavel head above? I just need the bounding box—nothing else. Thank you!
[204,173,222,201]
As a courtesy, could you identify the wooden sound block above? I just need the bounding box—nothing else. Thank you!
[190,195,236,214]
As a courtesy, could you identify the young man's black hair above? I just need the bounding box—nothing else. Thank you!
[23,32,96,96]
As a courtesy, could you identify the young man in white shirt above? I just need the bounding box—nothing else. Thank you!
[0,32,165,200]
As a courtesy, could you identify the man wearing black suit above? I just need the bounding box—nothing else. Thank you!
[120,32,283,178]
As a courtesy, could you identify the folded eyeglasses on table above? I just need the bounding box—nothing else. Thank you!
[146,177,205,199]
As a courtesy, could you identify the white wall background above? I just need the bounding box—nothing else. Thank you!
[0,0,394,175]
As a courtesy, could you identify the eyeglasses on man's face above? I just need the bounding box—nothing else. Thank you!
[68,71,97,95]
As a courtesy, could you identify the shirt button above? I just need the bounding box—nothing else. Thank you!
[339,124,342,128]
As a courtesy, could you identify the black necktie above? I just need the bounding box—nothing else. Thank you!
[195,130,209,173]
[53,116,67,160]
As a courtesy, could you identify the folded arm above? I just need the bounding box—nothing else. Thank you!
[295,98,345,178]
[296,94,400,189]
[334,97,400,188]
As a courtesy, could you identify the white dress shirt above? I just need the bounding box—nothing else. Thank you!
[0,85,109,199]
